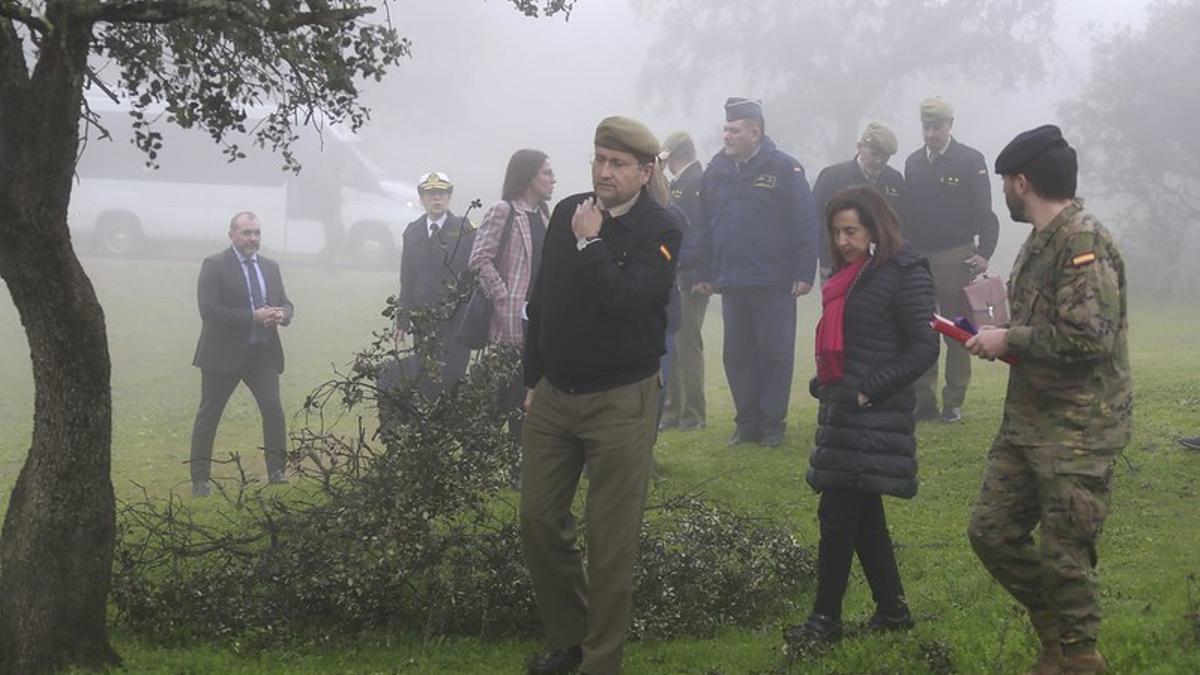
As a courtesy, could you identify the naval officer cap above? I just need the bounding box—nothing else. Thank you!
[724,97,764,123]
[594,116,661,162]
[920,97,954,123]
[860,122,898,156]
[417,170,453,192]
[995,125,1070,175]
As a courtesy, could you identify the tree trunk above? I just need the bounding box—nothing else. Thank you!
[0,11,120,674]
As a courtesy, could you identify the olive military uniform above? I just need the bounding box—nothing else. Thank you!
[904,137,999,414]
[968,199,1131,653]
[521,185,681,675]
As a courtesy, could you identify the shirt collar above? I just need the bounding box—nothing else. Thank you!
[605,191,641,219]
[232,246,257,264]
[926,136,953,161]
[668,159,700,181]
[426,213,448,232]
[855,155,880,183]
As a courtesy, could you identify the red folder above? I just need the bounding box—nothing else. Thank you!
[931,314,1018,365]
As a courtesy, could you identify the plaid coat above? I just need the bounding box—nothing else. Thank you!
[468,199,547,345]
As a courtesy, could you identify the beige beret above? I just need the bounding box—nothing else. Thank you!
[659,130,693,160]
[595,116,660,161]
[920,97,954,123]
[860,122,898,155]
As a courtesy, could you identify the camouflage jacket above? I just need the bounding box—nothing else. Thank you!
[1000,200,1132,449]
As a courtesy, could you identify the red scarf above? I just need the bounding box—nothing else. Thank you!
[815,256,869,385]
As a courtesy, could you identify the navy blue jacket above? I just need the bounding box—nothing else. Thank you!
[697,136,821,289]
[903,138,999,258]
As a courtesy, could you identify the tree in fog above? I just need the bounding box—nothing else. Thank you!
[635,0,1055,158]
[0,0,570,672]
[1063,0,1200,294]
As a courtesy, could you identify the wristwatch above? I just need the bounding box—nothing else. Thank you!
[576,236,601,252]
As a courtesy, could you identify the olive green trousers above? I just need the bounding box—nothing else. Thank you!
[520,374,659,675]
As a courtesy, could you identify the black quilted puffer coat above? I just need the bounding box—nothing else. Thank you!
[806,243,939,498]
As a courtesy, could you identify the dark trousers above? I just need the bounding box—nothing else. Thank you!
[720,287,797,436]
[813,489,906,618]
[189,344,287,483]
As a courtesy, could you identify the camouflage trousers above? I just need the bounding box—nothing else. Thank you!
[967,441,1120,648]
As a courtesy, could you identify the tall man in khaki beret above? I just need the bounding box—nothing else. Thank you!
[812,122,908,278]
[904,97,1000,423]
[520,116,682,675]
[659,131,710,432]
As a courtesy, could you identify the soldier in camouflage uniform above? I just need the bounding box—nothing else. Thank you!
[965,126,1131,675]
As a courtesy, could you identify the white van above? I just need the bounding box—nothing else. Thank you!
[69,104,421,267]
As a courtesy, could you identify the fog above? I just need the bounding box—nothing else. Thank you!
[349,0,1148,270]
[63,0,1153,273]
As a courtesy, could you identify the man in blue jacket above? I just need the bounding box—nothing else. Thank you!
[696,98,821,447]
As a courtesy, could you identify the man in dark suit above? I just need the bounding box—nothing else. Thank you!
[392,171,475,402]
[190,211,294,496]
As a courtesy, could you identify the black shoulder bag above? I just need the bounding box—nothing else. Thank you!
[456,201,516,349]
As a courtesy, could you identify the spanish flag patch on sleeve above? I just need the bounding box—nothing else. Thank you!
[1071,252,1097,267]
[659,244,672,262]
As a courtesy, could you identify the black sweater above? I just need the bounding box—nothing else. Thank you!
[524,190,682,393]
[806,244,939,499]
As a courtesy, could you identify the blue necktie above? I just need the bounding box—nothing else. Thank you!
[244,258,265,343]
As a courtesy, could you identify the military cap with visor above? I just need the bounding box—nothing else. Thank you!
[994,124,1070,175]
[417,171,453,192]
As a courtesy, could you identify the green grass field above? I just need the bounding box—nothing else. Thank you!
[3,255,1200,674]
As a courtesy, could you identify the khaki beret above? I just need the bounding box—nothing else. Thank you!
[860,122,898,155]
[594,116,660,161]
[920,97,954,123]
[659,131,693,160]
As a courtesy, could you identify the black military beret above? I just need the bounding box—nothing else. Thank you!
[725,97,764,123]
[995,125,1070,175]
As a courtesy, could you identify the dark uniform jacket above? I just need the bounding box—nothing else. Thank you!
[903,138,999,258]
[193,247,293,375]
[807,244,939,499]
[398,212,475,333]
[697,136,821,289]
[523,190,682,394]
[669,160,705,288]
[812,157,907,267]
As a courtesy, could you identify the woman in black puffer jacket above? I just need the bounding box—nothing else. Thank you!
[788,186,939,646]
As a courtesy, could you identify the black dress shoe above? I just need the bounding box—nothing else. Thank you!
[526,644,582,675]
[941,406,963,423]
[1179,436,1200,451]
[783,613,843,657]
[866,601,915,632]
[726,429,759,446]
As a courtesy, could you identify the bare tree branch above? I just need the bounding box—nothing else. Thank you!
[95,0,373,30]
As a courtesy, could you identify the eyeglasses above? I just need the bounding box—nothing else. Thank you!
[589,154,639,172]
